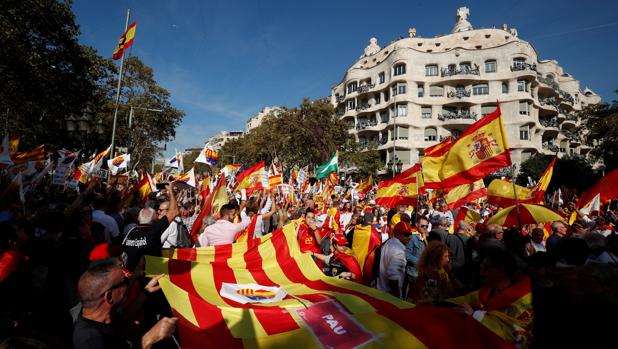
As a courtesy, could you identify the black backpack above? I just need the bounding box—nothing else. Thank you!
[173,220,193,248]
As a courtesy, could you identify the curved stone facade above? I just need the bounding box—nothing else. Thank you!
[331,7,601,171]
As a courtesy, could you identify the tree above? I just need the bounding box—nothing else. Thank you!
[218,98,380,172]
[518,154,599,193]
[339,138,383,178]
[0,0,106,149]
[578,91,618,171]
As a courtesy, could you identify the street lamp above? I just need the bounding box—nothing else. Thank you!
[128,106,163,128]
[387,155,403,176]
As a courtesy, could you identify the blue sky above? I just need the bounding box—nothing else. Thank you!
[73,0,618,157]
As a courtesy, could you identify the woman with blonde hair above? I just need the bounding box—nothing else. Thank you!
[413,241,456,304]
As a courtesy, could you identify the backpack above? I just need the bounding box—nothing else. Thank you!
[173,220,193,248]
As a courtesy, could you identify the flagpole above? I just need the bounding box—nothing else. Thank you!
[109,8,131,161]
[511,165,523,232]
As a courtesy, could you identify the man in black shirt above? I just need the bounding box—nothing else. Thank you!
[73,259,177,349]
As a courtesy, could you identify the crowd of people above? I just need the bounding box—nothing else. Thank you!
[1,170,617,348]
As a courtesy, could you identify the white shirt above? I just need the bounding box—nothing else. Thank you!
[199,212,250,246]
[92,209,120,244]
[161,218,183,248]
[377,237,407,297]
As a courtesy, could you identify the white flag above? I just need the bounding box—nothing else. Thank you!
[580,193,601,215]
[194,143,218,166]
[107,154,130,175]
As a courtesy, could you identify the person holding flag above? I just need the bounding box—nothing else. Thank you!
[311,233,362,282]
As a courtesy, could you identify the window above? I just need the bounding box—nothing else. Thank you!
[398,83,407,95]
[421,106,432,119]
[429,85,444,97]
[502,82,509,94]
[347,81,358,94]
[519,101,529,115]
[519,125,529,140]
[374,93,381,105]
[384,89,390,102]
[513,57,526,69]
[425,64,438,76]
[347,99,356,110]
[481,105,495,116]
[394,63,406,76]
[397,126,409,140]
[485,60,497,73]
[418,84,425,97]
[396,104,407,117]
[424,127,437,141]
[379,72,385,84]
[517,80,528,92]
[380,111,389,123]
[472,83,489,95]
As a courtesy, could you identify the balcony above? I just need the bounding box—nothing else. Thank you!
[336,109,345,117]
[558,90,575,105]
[538,76,559,90]
[539,96,560,109]
[539,118,559,128]
[357,83,376,94]
[355,104,371,112]
[511,63,537,72]
[447,89,471,98]
[542,142,560,153]
[336,95,345,103]
[561,129,580,142]
[355,121,378,130]
[441,65,480,77]
[438,110,478,121]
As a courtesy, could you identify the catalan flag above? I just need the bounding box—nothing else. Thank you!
[234,161,265,192]
[422,106,511,189]
[375,163,423,208]
[146,223,510,349]
[112,21,137,60]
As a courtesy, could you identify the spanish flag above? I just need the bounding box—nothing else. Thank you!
[112,21,137,60]
[191,176,229,240]
[487,179,535,208]
[350,224,381,284]
[443,179,487,210]
[454,206,482,228]
[531,156,556,203]
[423,135,452,157]
[234,161,265,192]
[376,163,423,208]
[147,223,510,349]
[357,175,373,195]
[422,106,511,189]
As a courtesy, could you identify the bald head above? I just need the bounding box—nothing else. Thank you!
[78,258,122,309]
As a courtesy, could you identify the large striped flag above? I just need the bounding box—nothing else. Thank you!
[146,223,510,349]
[234,161,265,192]
[375,163,423,208]
[442,179,487,210]
[112,21,137,60]
[422,106,511,189]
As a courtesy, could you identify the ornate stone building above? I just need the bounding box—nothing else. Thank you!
[331,7,601,171]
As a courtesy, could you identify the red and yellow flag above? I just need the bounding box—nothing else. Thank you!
[234,161,265,191]
[146,223,511,349]
[423,136,452,157]
[8,134,20,155]
[376,164,423,208]
[191,176,229,240]
[12,145,45,165]
[487,179,535,208]
[443,179,487,210]
[454,206,482,228]
[350,224,381,284]
[422,106,511,189]
[357,175,373,195]
[112,21,137,60]
[531,156,556,203]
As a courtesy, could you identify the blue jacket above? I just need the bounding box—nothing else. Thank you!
[405,233,425,278]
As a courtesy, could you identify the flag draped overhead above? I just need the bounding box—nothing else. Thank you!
[146,223,510,349]
[375,164,423,208]
[112,21,137,60]
[315,151,338,179]
[422,106,511,189]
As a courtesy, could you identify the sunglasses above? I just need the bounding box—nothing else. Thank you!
[419,225,428,228]
[158,208,169,212]
[100,277,130,297]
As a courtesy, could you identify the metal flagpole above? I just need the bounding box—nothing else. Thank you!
[510,165,523,232]
[109,8,131,160]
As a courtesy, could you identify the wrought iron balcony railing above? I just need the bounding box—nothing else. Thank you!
[357,84,376,94]
[440,65,480,77]
[335,95,345,103]
[437,111,478,121]
[538,76,559,89]
[447,89,471,98]
[511,63,537,72]
[540,96,560,109]
[540,118,559,128]
[355,104,370,112]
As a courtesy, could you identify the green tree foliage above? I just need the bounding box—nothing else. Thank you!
[579,92,618,171]
[339,138,383,178]
[518,154,599,193]
[0,0,105,149]
[219,98,380,174]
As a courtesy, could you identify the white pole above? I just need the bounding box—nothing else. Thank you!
[109,8,131,158]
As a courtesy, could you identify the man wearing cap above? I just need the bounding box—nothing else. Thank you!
[312,234,362,282]
[378,221,413,298]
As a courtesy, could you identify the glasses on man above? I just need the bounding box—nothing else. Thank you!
[158,208,169,213]
[100,277,130,297]
[418,224,429,229]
